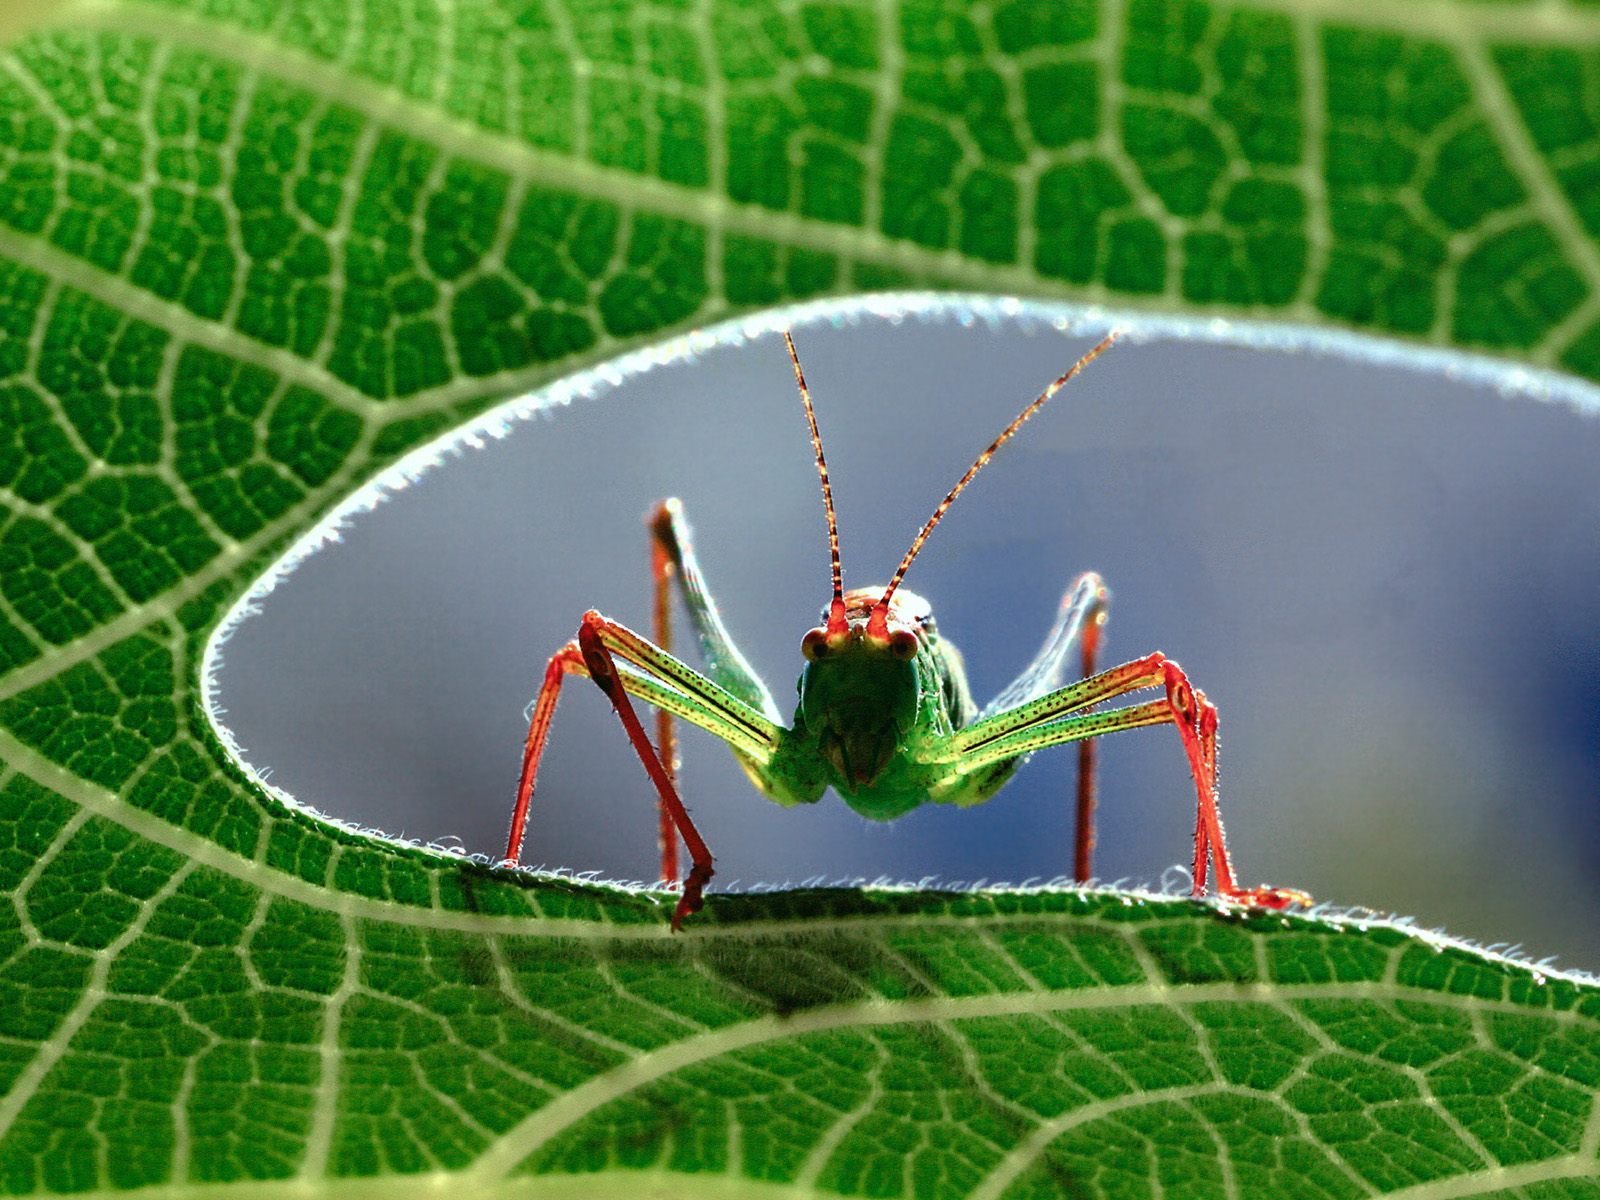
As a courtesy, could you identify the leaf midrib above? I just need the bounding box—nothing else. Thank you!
[1222,0,1600,44]
[14,712,1600,1002]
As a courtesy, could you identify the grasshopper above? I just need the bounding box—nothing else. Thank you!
[504,332,1306,928]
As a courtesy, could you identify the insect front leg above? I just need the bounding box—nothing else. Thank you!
[949,655,1308,909]
[982,571,1111,882]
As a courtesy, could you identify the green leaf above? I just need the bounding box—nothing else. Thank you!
[0,0,1597,1196]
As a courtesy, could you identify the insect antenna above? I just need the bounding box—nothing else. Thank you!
[784,331,849,636]
[869,330,1121,638]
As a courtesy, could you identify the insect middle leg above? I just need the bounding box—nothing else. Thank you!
[952,655,1306,908]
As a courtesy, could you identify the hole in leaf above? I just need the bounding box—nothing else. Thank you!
[209,298,1600,968]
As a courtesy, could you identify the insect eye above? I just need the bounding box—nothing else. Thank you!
[800,628,829,661]
[889,630,919,660]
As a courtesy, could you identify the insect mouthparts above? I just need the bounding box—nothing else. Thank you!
[818,724,896,788]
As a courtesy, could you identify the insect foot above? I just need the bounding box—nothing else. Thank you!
[672,860,715,932]
[1230,885,1313,911]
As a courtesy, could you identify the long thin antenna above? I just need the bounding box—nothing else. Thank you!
[785,332,848,635]
[871,330,1121,634]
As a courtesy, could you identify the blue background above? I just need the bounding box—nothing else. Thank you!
[211,307,1600,972]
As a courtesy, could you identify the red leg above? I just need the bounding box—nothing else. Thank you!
[651,533,681,886]
[504,642,585,866]
[576,614,715,930]
[1074,603,1106,883]
[958,653,1306,909]
[1160,662,1308,910]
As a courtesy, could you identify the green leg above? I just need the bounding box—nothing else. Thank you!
[648,498,783,881]
[649,499,780,720]
[982,572,1110,715]
[956,653,1168,754]
[596,614,779,752]
[981,571,1111,880]
[948,656,1307,909]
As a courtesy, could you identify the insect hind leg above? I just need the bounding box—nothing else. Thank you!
[648,497,783,889]
[981,572,1111,882]
[650,512,679,884]
[952,653,1308,909]
[648,499,780,718]
[1160,662,1308,911]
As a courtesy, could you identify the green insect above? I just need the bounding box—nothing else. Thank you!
[504,331,1307,928]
